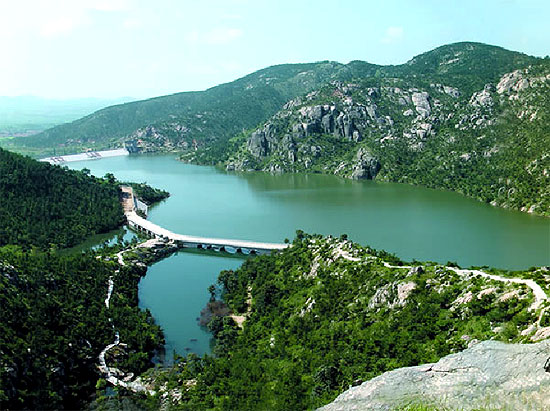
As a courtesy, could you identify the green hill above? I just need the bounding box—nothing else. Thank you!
[14,61,378,155]
[0,148,125,248]
[0,248,163,409]
[190,43,549,216]
[0,148,164,409]
[129,233,548,410]
[12,42,548,216]
[16,43,537,157]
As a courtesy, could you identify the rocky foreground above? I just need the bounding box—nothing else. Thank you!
[321,340,550,410]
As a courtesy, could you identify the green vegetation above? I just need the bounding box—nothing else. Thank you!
[12,61,376,156]
[386,42,536,95]
[0,148,166,409]
[201,44,549,216]
[9,42,547,215]
[10,42,536,156]
[138,233,543,410]
[125,182,170,205]
[1,42,548,409]
[373,60,550,215]
[0,245,163,410]
[0,148,125,249]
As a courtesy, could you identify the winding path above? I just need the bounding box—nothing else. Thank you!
[104,277,114,308]
[97,247,152,393]
[379,260,548,311]
[97,236,548,393]
[447,268,548,311]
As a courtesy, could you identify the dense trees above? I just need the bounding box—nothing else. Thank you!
[0,247,163,410]
[0,148,125,248]
[0,149,164,409]
[124,182,170,205]
[141,233,540,410]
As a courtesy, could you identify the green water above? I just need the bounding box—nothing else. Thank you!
[68,154,550,356]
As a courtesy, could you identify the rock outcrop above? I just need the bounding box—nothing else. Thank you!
[295,103,365,141]
[320,340,550,410]
[351,148,380,179]
[411,91,431,118]
[220,61,550,217]
[469,84,494,107]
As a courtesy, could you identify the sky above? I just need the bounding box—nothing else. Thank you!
[0,0,548,99]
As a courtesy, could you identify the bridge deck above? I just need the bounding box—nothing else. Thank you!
[126,211,288,252]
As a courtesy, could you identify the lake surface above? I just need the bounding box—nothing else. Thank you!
[68,154,550,356]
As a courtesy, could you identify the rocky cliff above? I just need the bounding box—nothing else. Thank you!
[221,61,550,215]
[321,339,550,410]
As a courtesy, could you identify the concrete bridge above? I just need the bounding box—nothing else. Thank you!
[121,185,289,254]
[126,211,289,255]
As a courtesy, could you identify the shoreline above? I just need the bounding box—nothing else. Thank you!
[178,152,550,219]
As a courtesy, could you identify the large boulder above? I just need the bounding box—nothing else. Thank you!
[411,92,431,118]
[280,134,297,162]
[320,340,550,410]
[443,85,460,98]
[321,113,335,134]
[469,88,494,107]
[247,124,280,157]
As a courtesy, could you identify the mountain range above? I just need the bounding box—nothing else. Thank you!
[10,42,550,216]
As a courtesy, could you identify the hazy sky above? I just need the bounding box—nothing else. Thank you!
[1,0,548,99]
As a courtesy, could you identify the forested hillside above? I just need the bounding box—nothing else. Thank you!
[127,233,548,410]
[14,42,536,156]
[0,148,125,248]
[0,149,165,409]
[194,44,549,216]
[9,43,548,215]
[13,61,379,155]
[0,247,163,409]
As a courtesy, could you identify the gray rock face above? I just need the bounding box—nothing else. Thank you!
[411,92,431,118]
[469,89,493,107]
[432,83,461,98]
[248,100,372,161]
[281,134,297,162]
[497,70,523,94]
[247,129,268,157]
[305,121,321,136]
[321,113,334,134]
[351,148,380,180]
[292,123,305,138]
[320,340,550,411]
[246,124,281,158]
[443,85,460,98]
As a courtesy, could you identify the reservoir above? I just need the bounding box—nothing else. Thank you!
[68,154,550,356]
